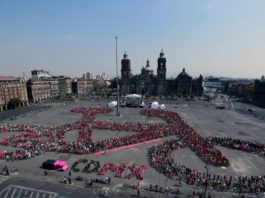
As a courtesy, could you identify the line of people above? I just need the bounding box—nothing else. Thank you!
[148,139,265,193]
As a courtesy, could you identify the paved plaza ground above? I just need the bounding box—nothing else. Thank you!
[0,99,264,198]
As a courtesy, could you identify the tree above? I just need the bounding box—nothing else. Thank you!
[8,98,23,109]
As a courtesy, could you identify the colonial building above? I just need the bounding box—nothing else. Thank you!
[27,79,51,102]
[75,72,111,96]
[0,76,28,111]
[31,70,51,81]
[192,75,204,96]
[120,50,203,96]
[58,77,72,95]
[203,77,226,92]
[121,51,167,96]
[75,77,94,96]
[49,78,60,98]
[27,70,72,102]
[177,68,192,96]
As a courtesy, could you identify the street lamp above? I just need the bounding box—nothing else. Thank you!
[115,36,120,117]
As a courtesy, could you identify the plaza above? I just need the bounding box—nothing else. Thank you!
[0,99,264,198]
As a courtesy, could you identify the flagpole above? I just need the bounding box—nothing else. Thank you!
[115,36,120,116]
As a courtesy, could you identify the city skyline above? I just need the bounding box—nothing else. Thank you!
[0,0,264,79]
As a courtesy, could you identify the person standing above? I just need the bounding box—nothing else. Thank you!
[137,188,140,197]
[137,181,140,197]
[63,176,67,184]
[107,177,111,185]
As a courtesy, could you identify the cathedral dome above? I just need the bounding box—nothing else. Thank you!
[178,68,191,78]
[145,60,152,71]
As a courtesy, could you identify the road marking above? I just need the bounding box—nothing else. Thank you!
[0,175,10,184]
[17,188,23,198]
[55,185,75,197]
[230,159,249,173]
[10,187,17,198]
[29,190,34,198]
[111,183,122,192]
[24,190,28,196]
[3,187,11,198]
[0,185,58,198]
[64,186,75,190]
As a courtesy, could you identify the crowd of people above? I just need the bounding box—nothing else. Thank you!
[140,109,230,166]
[209,137,265,158]
[0,106,264,192]
[98,162,127,178]
[71,159,100,174]
[148,139,265,193]
[126,164,147,180]
[0,106,113,159]
[98,162,147,180]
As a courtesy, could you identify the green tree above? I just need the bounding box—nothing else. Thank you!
[8,98,23,109]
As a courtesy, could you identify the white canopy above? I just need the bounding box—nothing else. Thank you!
[150,101,159,109]
[125,94,142,99]
[160,104,166,109]
[107,101,117,107]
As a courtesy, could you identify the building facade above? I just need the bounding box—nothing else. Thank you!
[31,70,51,81]
[177,69,192,96]
[120,50,203,96]
[203,77,226,92]
[0,76,28,111]
[27,80,51,102]
[76,78,94,96]
[121,51,167,96]
[27,70,73,102]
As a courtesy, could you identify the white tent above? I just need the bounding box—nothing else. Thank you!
[160,104,166,109]
[125,94,142,99]
[108,101,117,107]
[150,101,159,109]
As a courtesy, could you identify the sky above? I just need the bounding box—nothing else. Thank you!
[0,0,264,79]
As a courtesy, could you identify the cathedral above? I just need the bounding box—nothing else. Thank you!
[120,50,203,97]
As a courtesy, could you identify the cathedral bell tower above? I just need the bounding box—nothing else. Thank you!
[157,49,167,95]
[121,52,132,95]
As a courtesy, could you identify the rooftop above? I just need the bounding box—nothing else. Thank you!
[0,76,18,81]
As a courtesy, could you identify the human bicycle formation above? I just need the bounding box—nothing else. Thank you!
[71,159,147,180]
[0,106,264,192]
